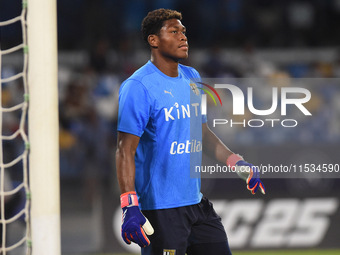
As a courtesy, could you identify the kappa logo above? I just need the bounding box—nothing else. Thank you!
[163,249,176,255]
[164,89,174,97]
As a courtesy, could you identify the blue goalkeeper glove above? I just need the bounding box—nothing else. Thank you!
[236,160,266,195]
[227,154,266,195]
[120,191,154,247]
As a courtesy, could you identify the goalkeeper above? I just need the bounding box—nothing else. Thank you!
[116,8,265,255]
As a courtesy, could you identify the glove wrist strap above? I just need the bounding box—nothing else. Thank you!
[120,191,139,208]
[226,154,244,167]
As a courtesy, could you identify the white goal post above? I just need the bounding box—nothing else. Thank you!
[27,0,61,254]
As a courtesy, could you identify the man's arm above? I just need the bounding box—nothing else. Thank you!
[202,122,265,194]
[116,131,140,194]
[202,122,234,164]
[115,131,154,247]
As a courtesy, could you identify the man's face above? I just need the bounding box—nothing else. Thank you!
[156,19,188,61]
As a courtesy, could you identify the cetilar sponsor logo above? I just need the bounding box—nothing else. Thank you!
[170,139,202,155]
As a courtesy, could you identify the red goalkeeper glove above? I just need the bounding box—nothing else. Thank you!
[227,154,266,195]
[120,191,154,247]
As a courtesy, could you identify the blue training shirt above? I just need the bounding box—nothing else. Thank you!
[118,60,206,210]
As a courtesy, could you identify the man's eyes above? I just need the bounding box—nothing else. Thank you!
[171,31,186,34]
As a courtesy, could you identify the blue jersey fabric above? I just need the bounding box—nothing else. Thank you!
[118,60,206,210]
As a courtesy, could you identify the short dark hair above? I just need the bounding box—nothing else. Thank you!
[141,9,182,46]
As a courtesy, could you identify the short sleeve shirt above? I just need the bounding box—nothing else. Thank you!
[118,61,206,210]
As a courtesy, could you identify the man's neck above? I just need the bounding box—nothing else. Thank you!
[150,55,179,77]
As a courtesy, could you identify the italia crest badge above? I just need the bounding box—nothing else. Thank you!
[189,83,200,96]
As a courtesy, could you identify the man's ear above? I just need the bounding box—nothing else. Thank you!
[148,34,158,49]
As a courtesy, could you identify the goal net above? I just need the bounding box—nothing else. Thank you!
[0,1,31,254]
[1,0,60,254]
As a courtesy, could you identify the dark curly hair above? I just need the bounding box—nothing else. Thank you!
[141,9,182,46]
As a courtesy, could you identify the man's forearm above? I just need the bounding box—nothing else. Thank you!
[116,148,136,194]
[202,124,234,164]
[116,132,140,194]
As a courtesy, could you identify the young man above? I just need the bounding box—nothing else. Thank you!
[116,8,265,255]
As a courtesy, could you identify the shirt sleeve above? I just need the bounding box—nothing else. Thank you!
[117,79,152,137]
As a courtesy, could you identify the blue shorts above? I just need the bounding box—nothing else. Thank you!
[141,197,231,255]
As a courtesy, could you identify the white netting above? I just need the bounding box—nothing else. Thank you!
[0,1,31,254]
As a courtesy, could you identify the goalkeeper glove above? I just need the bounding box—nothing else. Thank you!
[120,191,154,247]
[227,154,266,195]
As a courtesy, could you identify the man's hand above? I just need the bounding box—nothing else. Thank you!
[120,191,154,247]
[227,154,266,195]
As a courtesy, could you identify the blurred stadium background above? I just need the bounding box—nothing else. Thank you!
[1,0,340,254]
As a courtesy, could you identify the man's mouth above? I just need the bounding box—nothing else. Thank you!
[179,44,189,50]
